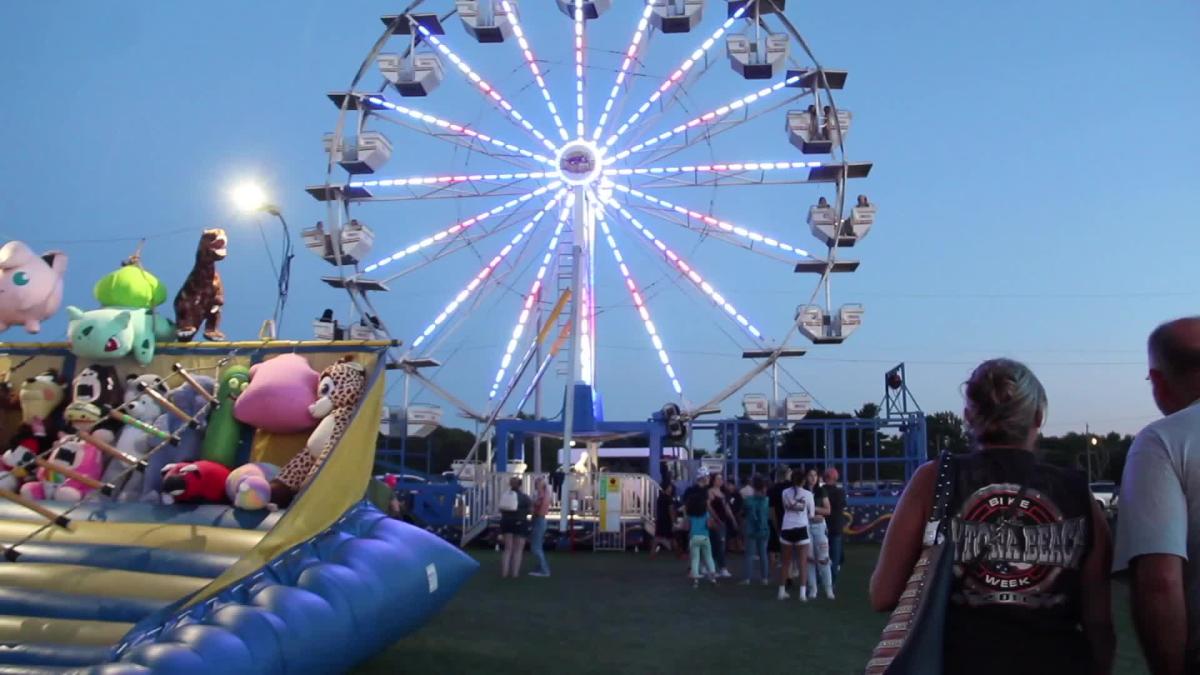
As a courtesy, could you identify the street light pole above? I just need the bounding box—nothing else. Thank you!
[265,206,293,336]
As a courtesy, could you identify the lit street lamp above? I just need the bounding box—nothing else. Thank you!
[230,182,294,337]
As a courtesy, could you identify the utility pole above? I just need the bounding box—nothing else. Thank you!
[1085,423,1093,483]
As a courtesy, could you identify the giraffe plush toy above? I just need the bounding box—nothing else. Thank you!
[269,357,367,509]
[173,229,227,342]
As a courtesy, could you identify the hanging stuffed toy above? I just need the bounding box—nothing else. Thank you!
[160,460,231,504]
[226,462,280,510]
[173,228,228,342]
[269,357,367,509]
[233,354,319,434]
[141,375,216,502]
[20,435,104,502]
[6,371,67,458]
[0,241,67,334]
[64,364,124,439]
[200,365,249,466]
[66,250,173,366]
[101,375,170,500]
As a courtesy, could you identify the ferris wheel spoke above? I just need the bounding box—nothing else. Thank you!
[592,1,656,142]
[595,208,682,396]
[606,183,817,262]
[601,4,749,151]
[497,0,570,143]
[363,182,562,275]
[489,197,575,400]
[573,0,588,138]
[603,159,826,190]
[362,93,555,167]
[410,191,568,351]
[413,22,559,153]
[601,198,768,346]
[607,74,804,164]
[349,170,554,201]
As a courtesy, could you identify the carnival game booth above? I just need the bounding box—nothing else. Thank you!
[0,340,476,674]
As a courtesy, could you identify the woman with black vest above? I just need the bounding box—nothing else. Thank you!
[870,358,1115,674]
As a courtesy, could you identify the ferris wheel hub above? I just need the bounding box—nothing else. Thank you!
[555,139,604,187]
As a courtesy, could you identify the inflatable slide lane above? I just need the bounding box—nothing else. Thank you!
[0,341,477,674]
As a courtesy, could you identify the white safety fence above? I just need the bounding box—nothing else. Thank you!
[459,469,660,546]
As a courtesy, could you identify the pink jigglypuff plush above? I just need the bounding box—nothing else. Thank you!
[232,354,319,434]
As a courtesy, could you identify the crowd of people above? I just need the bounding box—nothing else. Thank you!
[655,463,846,598]
[485,316,1200,674]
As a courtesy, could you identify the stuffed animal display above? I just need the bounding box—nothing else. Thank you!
[141,375,215,502]
[174,229,228,342]
[0,241,67,334]
[66,307,174,367]
[233,354,319,434]
[93,264,167,310]
[20,435,104,502]
[226,462,279,510]
[101,375,169,500]
[7,371,68,459]
[200,365,249,466]
[269,358,367,509]
[65,364,124,438]
[160,460,230,505]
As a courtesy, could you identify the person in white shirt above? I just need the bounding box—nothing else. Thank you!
[777,469,815,601]
[1114,316,1200,674]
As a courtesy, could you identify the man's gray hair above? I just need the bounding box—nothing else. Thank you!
[1149,316,1200,384]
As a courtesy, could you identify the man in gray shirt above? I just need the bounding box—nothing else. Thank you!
[1114,316,1200,675]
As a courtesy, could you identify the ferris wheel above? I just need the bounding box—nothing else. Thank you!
[307,0,875,422]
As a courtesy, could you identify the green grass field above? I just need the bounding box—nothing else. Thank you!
[357,544,1150,674]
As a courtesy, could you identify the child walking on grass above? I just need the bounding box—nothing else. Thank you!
[685,478,717,587]
[740,475,771,586]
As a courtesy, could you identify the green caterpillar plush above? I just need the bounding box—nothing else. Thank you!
[200,365,250,466]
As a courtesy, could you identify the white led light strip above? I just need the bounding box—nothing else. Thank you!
[605,198,766,343]
[602,160,821,178]
[350,170,552,189]
[416,25,558,153]
[573,0,587,138]
[602,4,748,149]
[363,182,562,273]
[592,1,656,142]
[596,209,683,395]
[607,74,802,163]
[489,196,576,399]
[499,0,570,142]
[362,95,554,166]
[608,183,812,260]
[412,190,567,350]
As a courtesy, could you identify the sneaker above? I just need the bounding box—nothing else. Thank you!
[692,579,699,589]
[528,571,550,578]
[777,587,790,600]
[807,589,817,600]
[824,588,836,600]
[761,579,770,586]
[737,579,751,586]
[707,574,718,585]
[798,587,809,602]
[718,569,733,578]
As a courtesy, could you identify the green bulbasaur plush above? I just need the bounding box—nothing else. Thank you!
[200,365,250,467]
[66,306,174,366]
[93,265,167,309]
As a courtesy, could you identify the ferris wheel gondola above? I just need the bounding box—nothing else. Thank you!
[310,0,877,423]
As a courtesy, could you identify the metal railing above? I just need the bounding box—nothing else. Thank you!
[458,469,661,545]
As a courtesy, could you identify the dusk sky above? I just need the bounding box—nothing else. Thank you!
[2,1,1197,438]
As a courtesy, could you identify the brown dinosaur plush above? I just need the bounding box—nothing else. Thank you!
[173,229,227,342]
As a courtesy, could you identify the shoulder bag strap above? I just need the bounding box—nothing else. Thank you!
[922,450,955,547]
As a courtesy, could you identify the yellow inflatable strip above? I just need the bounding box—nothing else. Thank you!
[0,521,264,557]
[0,563,209,601]
[0,615,133,647]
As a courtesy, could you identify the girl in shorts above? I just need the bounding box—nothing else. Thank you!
[778,470,814,601]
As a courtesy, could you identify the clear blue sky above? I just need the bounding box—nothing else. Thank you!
[2,1,1197,437]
